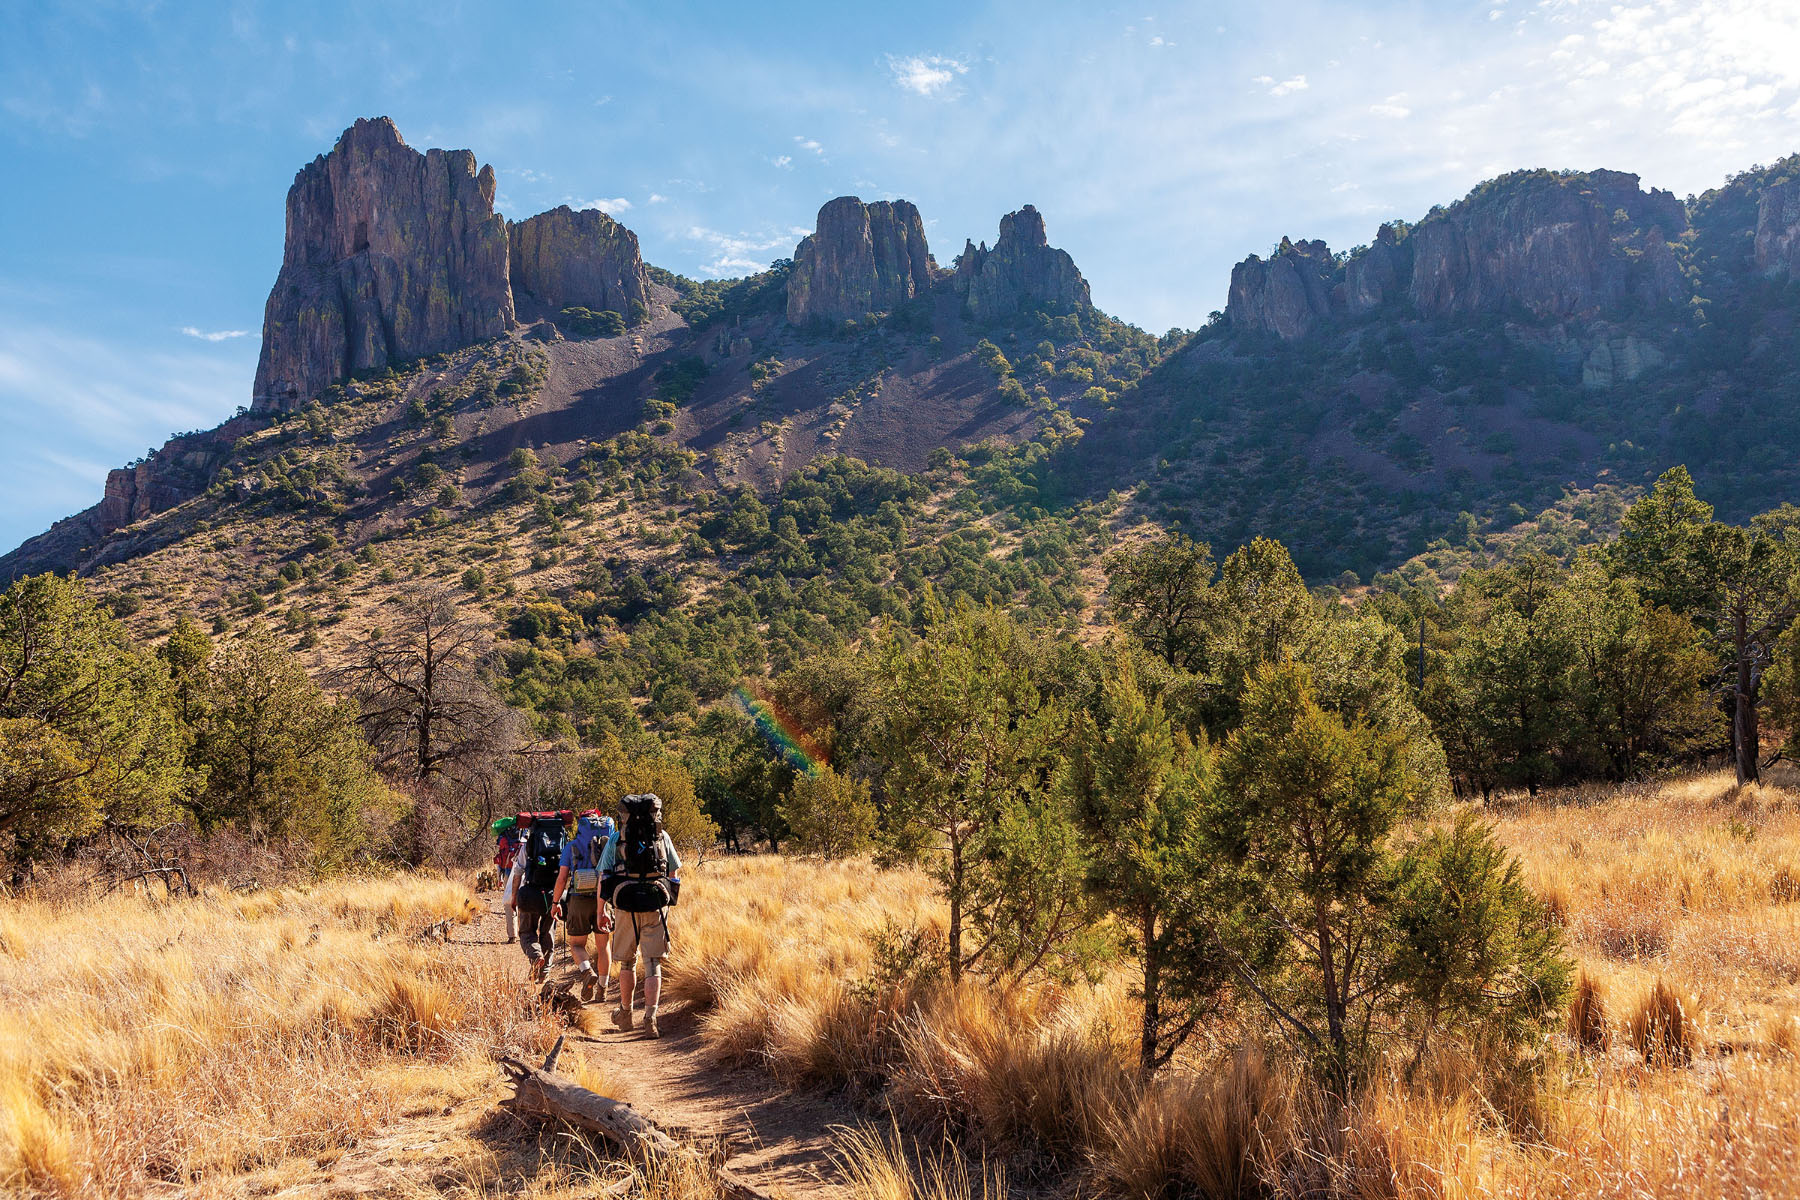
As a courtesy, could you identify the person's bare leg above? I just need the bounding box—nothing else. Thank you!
[644,960,663,1038]
[613,963,636,1030]
[594,929,612,1003]
[645,966,661,1014]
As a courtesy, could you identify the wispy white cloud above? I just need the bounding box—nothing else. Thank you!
[0,319,249,552]
[571,196,631,214]
[685,225,796,276]
[648,192,668,204]
[1254,73,1308,96]
[770,154,793,169]
[1370,94,1411,118]
[179,326,249,342]
[888,54,969,98]
[794,135,824,154]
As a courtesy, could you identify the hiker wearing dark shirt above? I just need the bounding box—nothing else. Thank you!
[601,793,682,1039]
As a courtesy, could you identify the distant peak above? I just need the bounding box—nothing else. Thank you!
[336,115,407,152]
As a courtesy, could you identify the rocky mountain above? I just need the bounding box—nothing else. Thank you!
[8,117,1800,604]
[509,205,652,321]
[954,205,1090,321]
[4,119,1115,579]
[253,117,515,413]
[1055,154,1800,579]
[783,197,936,325]
[1226,169,1692,339]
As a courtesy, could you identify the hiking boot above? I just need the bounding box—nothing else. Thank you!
[645,1010,661,1039]
[530,955,548,983]
[611,1005,635,1032]
[579,966,599,1003]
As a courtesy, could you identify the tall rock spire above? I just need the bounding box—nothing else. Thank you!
[785,197,935,325]
[252,117,515,412]
[954,204,1089,320]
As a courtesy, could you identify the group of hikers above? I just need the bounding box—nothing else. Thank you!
[491,793,682,1039]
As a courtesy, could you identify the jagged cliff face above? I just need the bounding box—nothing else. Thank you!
[1345,224,1408,316]
[785,197,935,325]
[509,205,651,320]
[955,205,1090,320]
[1408,170,1688,319]
[1226,237,1338,340]
[1755,177,1800,280]
[1228,170,1692,339]
[252,117,515,412]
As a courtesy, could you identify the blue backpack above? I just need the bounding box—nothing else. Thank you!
[568,814,614,894]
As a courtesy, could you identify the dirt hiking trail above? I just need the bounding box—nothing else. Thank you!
[477,894,862,1199]
[207,894,863,1199]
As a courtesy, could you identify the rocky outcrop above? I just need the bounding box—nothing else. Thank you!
[1226,238,1337,340]
[785,197,934,326]
[1407,170,1688,319]
[1582,333,1665,390]
[252,118,514,412]
[1344,224,1409,315]
[510,205,651,323]
[954,205,1090,320]
[1754,177,1800,280]
[0,420,253,579]
[1638,227,1688,306]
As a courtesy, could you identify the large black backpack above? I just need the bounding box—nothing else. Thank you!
[609,793,674,912]
[522,817,567,891]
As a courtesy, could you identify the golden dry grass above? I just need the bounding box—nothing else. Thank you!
[0,874,564,1198]
[669,771,1800,1199]
[11,768,1800,1199]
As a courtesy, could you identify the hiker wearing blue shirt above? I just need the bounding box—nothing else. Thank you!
[601,793,682,1039]
[551,811,615,1002]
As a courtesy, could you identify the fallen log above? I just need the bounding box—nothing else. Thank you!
[497,1045,777,1200]
[498,1054,681,1158]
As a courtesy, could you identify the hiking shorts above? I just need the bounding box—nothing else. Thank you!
[563,893,604,938]
[610,909,669,965]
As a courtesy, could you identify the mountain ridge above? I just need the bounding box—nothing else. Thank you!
[6,117,1800,591]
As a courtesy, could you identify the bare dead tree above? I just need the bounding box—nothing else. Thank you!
[101,819,194,897]
[335,587,523,862]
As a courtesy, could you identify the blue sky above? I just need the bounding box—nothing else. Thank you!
[4,0,1799,554]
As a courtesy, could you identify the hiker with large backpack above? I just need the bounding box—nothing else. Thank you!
[492,816,524,941]
[599,792,682,1039]
[508,810,572,981]
[551,810,616,1002]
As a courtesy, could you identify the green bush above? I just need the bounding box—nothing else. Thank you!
[560,306,626,338]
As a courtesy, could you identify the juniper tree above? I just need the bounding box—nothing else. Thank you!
[1064,651,1219,1070]
[872,597,1091,983]
[1203,660,1419,1092]
[0,574,188,881]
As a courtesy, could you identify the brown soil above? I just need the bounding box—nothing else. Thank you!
[186,894,860,1199]
[481,895,861,1199]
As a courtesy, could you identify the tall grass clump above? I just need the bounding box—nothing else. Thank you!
[1626,978,1694,1067]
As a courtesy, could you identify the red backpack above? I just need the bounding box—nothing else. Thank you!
[495,827,523,873]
